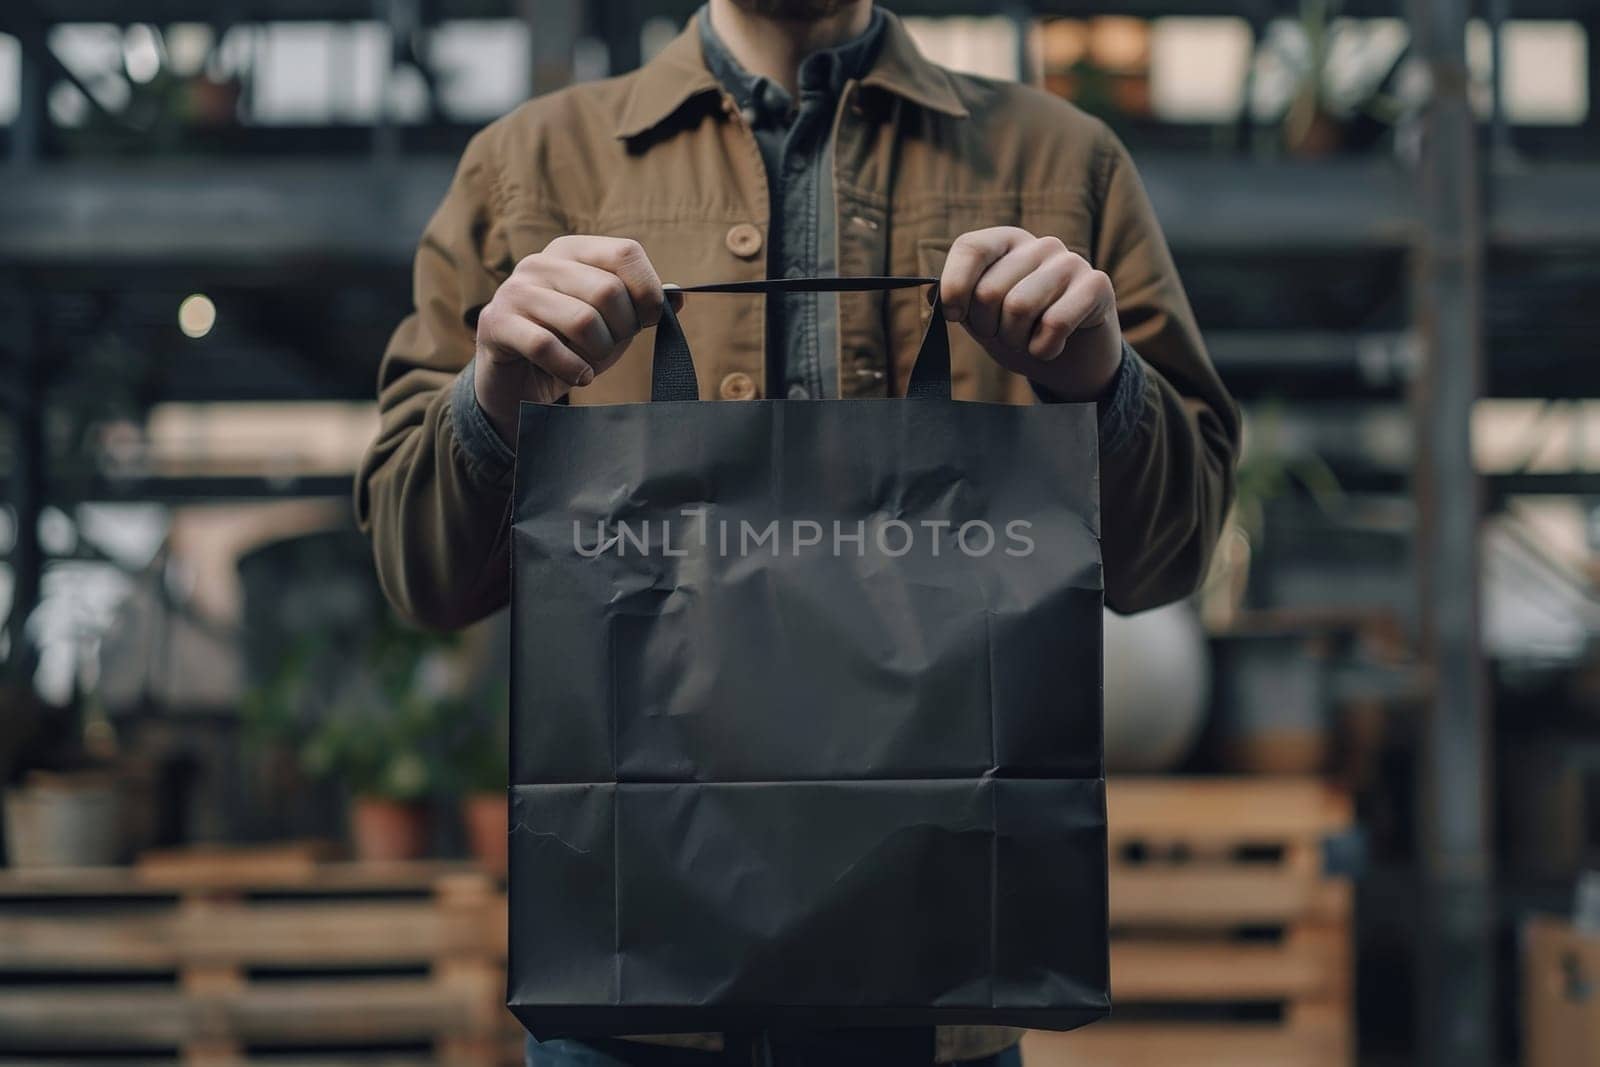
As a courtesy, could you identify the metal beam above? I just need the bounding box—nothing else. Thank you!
[0,157,1593,266]
[0,161,455,266]
[0,0,509,23]
[1205,330,1413,381]
[48,473,356,504]
[1490,167,1600,246]
[0,157,1419,267]
[1409,0,1493,1064]
[9,0,1596,22]
[622,0,1598,18]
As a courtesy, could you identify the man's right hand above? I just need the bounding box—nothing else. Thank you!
[472,235,681,443]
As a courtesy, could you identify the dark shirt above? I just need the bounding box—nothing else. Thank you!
[698,6,885,399]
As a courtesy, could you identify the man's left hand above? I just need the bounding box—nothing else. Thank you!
[939,227,1123,402]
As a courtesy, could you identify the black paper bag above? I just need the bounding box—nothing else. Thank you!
[508,277,1108,1037]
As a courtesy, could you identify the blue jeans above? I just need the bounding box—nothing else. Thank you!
[524,1031,1024,1067]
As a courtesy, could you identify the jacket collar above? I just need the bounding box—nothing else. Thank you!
[860,9,969,119]
[613,16,721,140]
[613,7,967,140]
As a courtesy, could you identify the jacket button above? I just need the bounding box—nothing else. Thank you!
[719,371,757,400]
[725,223,763,260]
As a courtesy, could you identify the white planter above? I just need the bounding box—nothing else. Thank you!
[1103,602,1211,772]
[3,775,122,869]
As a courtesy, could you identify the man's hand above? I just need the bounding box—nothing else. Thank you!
[473,235,682,442]
[939,227,1123,401]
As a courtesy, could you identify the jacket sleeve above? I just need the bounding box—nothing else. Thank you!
[1092,123,1241,614]
[355,128,536,629]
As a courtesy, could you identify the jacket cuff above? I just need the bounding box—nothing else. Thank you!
[1094,342,1147,457]
[450,361,517,488]
[1030,340,1147,458]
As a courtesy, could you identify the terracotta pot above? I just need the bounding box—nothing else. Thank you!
[461,792,507,875]
[1283,92,1345,159]
[348,797,429,862]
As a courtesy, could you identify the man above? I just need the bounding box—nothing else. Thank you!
[357,0,1238,1063]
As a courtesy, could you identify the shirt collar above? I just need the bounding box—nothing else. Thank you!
[698,4,885,120]
[613,7,967,140]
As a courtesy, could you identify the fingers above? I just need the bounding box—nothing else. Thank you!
[939,227,1125,400]
[996,251,1075,355]
[522,284,622,370]
[516,256,640,342]
[942,228,1115,364]
[1029,268,1115,360]
[966,234,1066,342]
[994,249,1113,360]
[939,227,1034,325]
[476,235,674,403]
[542,235,668,329]
[476,301,596,388]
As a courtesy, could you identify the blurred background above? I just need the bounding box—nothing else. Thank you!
[0,1,1594,1065]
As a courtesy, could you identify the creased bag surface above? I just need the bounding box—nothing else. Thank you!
[508,277,1108,1037]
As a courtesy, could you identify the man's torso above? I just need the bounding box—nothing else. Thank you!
[458,12,1115,415]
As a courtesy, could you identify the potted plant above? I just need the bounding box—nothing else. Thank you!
[1199,405,1341,630]
[1270,0,1407,158]
[1199,407,1348,773]
[300,691,444,863]
[244,620,462,863]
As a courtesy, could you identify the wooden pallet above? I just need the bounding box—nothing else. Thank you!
[0,855,507,1067]
[1,782,1351,1067]
[1025,777,1355,1067]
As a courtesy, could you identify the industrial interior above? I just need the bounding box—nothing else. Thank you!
[0,1,1597,1065]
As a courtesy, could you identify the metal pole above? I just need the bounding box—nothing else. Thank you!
[1485,0,1510,166]
[372,0,402,165]
[1005,3,1034,86]
[593,0,642,77]
[1585,15,1600,148]
[524,0,581,97]
[9,25,43,169]
[4,298,44,683]
[1408,0,1492,1062]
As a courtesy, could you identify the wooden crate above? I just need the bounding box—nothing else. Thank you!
[0,855,507,1067]
[1524,915,1600,1067]
[1025,777,1355,1067]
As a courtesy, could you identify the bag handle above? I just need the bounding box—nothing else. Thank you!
[651,276,949,402]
